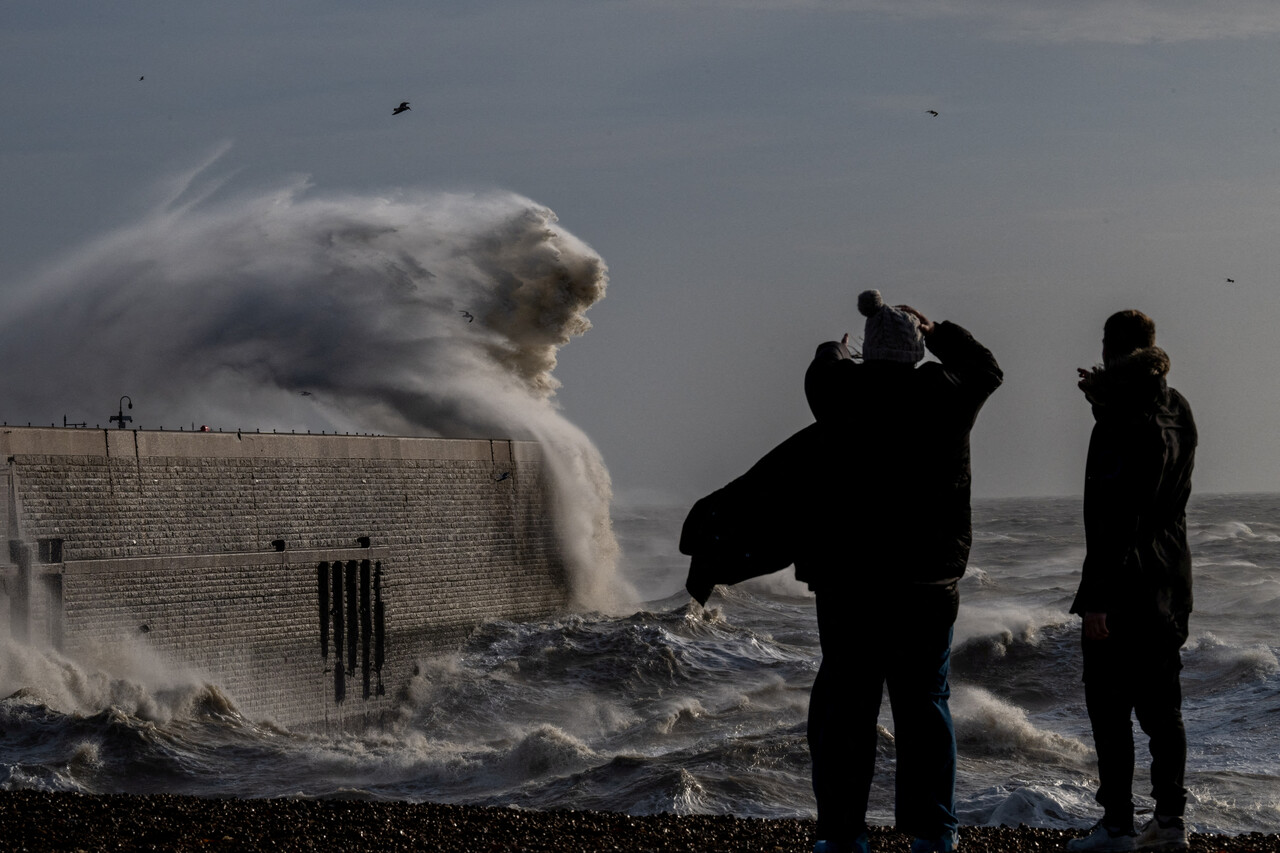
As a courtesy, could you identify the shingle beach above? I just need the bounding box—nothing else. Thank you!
[2,792,1277,852]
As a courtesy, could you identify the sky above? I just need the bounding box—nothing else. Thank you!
[3,1,1279,504]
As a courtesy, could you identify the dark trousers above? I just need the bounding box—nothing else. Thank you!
[809,591,958,841]
[1082,627,1188,825]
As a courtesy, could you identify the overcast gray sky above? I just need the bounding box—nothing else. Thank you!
[3,1,1279,502]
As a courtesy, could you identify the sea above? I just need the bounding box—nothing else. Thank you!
[2,493,1278,835]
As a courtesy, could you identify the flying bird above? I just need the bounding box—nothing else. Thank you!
[299,391,313,396]
[392,101,410,115]
[494,472,511,482]
[460,310,475,323]
[1226,277,1235,284]
[139,76,144,81]
[927,110,939,117]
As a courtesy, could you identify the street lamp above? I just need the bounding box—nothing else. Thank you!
[111,396,133,429]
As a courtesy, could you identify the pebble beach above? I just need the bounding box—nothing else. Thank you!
[2,792,1277,852]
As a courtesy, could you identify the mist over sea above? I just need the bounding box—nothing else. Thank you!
[2,493,1278,834]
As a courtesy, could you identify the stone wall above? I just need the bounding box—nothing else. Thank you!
[1,427,569,730]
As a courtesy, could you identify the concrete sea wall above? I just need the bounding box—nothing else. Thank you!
[1,427,569,730]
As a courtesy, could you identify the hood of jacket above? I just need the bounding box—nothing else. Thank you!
[1079,346,1171,410]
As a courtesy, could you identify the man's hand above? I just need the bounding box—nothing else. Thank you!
[897,305,935,336]
[1083,611,1109,641]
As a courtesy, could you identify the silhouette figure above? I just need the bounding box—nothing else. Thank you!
[1069,310,1196,849]
[393,101,410,115]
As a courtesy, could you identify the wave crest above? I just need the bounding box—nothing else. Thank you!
[952,686,1088,760]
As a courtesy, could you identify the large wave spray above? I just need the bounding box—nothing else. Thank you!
[0,155,626,610]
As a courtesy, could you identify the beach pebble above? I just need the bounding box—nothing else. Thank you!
[0,792,1273,852]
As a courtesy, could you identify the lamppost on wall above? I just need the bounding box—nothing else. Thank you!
[110,396,132,429]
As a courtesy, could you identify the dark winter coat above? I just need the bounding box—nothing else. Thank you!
[680,320,1000,606]
[799,320,1003,595]
[1070,346,1197,642]
[680,423,825,605]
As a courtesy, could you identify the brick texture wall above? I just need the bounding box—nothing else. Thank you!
[1,427,569,730]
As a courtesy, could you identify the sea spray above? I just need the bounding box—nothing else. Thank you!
[0,637,218,724]
[0,161,628,610]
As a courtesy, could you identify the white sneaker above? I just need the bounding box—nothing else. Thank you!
[1065,822,1138,852]
[1135,814,1188,851]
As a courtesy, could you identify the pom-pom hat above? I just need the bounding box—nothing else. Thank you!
[858,290,925,364]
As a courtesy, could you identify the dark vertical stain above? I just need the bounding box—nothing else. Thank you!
[10,543,30,643]
[331,560,345,704]
[317,562,329,661]
[374,561,385,696]
[133,429,143,497]
[45,575,64,652]
[345,560,358,677]
[37,538,62,563]
[360,559,372,700]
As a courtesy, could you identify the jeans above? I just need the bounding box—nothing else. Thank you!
[809,589,958,842]
[1082,623,1188,824]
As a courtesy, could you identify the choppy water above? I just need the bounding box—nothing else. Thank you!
[3,494,1278,834]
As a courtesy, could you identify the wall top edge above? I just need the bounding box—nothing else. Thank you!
[59,547,388,574]
[0,427,542,463]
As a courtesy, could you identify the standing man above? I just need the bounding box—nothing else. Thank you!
[801,290,1002,853]
[1067,310,1197,852]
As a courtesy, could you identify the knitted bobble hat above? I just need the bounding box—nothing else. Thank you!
[858,289,925,364]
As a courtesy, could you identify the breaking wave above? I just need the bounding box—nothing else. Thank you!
[0,151,625,609]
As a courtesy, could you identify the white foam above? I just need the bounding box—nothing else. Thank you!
[1184,633,1280,684]
[960,779,1100,828]
[953,603,1072,653]
[1194,520,1280,544]
[497,725,597,780]
[0,637,224,724]
[951,686,1088,760]
[740,569,814,599]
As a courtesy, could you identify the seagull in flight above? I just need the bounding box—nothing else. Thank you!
[926,110,939,117]
[460,310,475,323]
[392,101,410,115]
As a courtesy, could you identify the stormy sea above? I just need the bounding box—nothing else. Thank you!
[0,162,1275,836]
[2,493,1278,835]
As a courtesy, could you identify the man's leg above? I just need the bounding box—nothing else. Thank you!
[810,595,884,842]
[1134,644,1188,818]
[1082,635,1137,831]
[887,620,958,841]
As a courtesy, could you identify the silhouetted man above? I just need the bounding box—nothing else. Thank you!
[802,290,1002,853]
[1067,309,1197,852]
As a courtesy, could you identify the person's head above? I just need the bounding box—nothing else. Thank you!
[1102,309,1156,366]
[858,290,925,364]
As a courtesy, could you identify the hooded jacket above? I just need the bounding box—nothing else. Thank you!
[1070,346,1197,641]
